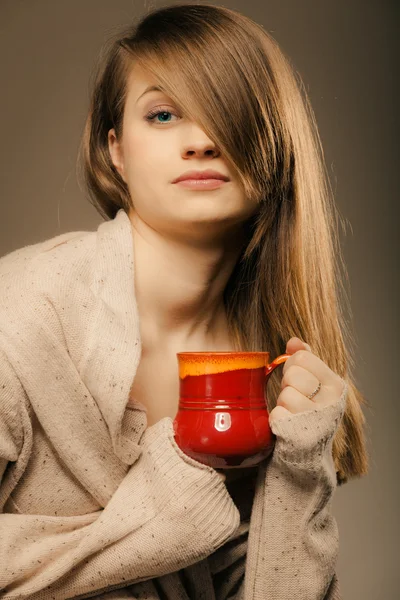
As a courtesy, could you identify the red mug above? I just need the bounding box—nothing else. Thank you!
[173,351,290,469]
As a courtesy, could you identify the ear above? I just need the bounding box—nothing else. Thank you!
[108,128,126,182]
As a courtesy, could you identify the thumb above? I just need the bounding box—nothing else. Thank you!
[286,336,311,354]
[269,405,292,424]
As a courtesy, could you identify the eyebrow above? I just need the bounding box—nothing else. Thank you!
[135,85,167,105]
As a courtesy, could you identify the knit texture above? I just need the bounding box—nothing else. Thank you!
[0,209,346,599]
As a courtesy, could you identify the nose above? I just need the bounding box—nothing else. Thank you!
[181,125,221,158]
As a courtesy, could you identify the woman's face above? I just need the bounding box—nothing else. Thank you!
[108,64,258,243]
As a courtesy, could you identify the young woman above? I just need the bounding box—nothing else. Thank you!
[0,3,369,598]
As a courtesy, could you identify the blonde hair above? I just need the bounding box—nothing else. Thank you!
[77,2,370,485]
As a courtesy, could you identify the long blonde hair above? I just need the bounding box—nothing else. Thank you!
[77,2,370,485]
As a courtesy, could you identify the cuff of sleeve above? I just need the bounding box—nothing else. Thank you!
[138,417,241,544]
[269,382,347,470]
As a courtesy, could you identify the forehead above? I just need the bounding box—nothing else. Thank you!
[126,63,166,102]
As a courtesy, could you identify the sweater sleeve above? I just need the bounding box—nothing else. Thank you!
[242,384,347,600]
[0,370,240,600]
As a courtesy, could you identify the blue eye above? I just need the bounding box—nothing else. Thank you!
[145,106,180,125]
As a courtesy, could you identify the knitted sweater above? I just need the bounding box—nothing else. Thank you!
[0,208,347,599]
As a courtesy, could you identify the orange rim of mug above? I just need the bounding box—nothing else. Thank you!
[177,351,289,379]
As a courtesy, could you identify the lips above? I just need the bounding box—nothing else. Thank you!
[173,169,230,183]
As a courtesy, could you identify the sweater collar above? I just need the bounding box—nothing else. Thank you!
[79,208,144,464]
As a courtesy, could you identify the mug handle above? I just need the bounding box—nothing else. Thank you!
[265,353,291,379]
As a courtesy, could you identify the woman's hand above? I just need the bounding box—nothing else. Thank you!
[215,469,227,483]
[215,465,260,484]
[269,336,345,424]
[214,337,344,482]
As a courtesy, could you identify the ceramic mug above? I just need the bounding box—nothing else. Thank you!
[173,351,290,469]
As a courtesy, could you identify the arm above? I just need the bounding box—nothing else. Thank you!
[0,355,240,600]
[324,572,342,599]
[242,387,347,599]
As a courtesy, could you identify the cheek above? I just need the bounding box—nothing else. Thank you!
[121,135,170,218]
[124,130,169,167]
[124,137,151,171]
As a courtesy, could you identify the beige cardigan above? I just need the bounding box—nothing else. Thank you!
[0,209,347,599]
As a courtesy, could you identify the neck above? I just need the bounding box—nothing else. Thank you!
[128,209,246,352]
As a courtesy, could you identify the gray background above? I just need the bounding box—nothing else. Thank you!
[1,1,398,597]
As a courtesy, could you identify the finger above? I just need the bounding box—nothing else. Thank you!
[283,349,342,392]
[269,405,292,423]
[276,385,321,414]
[281,364,320,397]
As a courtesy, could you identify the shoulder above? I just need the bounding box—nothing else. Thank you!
[0,225,105,386]
[0,227,96,278]
[0,227,97,313]
[0,210,132,371]
[0,226,102,363]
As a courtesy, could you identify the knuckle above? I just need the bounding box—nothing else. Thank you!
[281,364,298,388]
[334,375,345,394]
[277,386,292,407]
[296,349,309,364]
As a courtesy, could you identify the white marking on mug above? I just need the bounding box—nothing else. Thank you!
[215,412,231,432]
